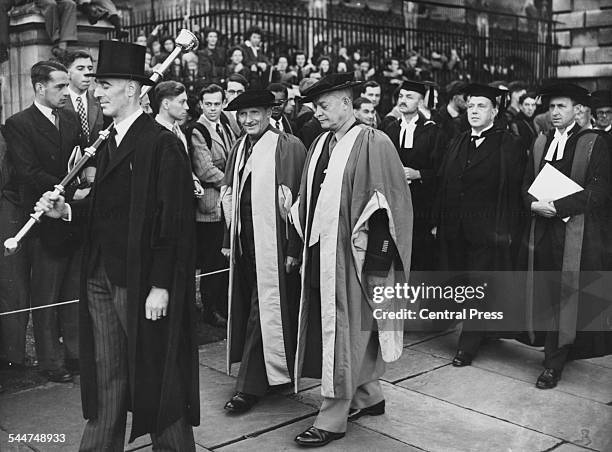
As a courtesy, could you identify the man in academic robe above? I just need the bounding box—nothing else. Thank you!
[35,41,199,450]
[292,73,413,447]
[521,83,612,389]
[434,83,526,367]
[382,80,448,271]
[220,90,306,413]
[592,90,612,134]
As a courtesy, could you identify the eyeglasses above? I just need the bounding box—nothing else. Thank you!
[596,110,612,118]
[227,90,245,95]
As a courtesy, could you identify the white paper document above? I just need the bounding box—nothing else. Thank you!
[528,163,583,201]
[528,163,584,222]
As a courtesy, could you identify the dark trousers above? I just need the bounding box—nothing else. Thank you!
[196,221,227,317]
[36,0,78,42]
[30,237,80,371]
[543,331,570,372]
[235,252,269,397]
[0,0,9,50]
[442,228,495,356]
[0,196,29,364]
[80,261,195,452]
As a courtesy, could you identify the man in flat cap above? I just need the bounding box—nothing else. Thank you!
[434,83,526,366]
[36,40,199,450]
[522,83,612,389]
[220,90,306,414]
[382,80,447,271]
[292,73,413,447]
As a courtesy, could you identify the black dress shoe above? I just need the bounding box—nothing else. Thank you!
[42,368,73,383]
[452,350,473,367]
[348,400,385,421]
[536,368,561,389]
[224,392,258,413]
[294,426,345,447]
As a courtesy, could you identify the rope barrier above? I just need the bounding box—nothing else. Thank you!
[0,268,230,317]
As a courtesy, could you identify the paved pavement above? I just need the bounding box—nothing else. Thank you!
[1,330,611,451]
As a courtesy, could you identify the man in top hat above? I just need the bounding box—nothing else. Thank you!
[220,90,306,413]
[292,73,413,447]
[381,80,447,271]
[434,83,526,366]
[592,90,612,134]
[35,40,200,450]
[522,83,612,389]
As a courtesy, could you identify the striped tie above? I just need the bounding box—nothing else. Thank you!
[75,95,90,141]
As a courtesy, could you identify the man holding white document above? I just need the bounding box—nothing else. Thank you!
[522,83,612,390]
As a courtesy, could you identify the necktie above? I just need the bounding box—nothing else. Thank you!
[75,95,90,141]
[51,109,60,130]
[216,124,227,149]
[107,127,117,159]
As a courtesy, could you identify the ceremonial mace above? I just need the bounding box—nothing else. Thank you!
[4,29,199,256]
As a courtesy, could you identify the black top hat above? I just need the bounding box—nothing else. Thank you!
[537,83,590,106]
[86,40,155,86]
[300,73,363,103]
[225,90,280,111]
[591,90,612,109]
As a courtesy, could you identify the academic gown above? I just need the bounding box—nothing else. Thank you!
[433,127,526,338]
[293,124,413,399]
[74,114,199,441]
[382,114,448,270]
[221,127,306,389]
[520,126,612,362]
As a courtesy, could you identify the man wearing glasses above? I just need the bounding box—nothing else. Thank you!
[592,90,612,134]
[223,73,248,136]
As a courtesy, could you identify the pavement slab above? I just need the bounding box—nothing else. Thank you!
[216,417,420,452]
[298,382,560,452]
[551,442,596,451]
[399,365,612,451]
[382,348,450,383]
[193,366,317,449]
[410,334,612,403]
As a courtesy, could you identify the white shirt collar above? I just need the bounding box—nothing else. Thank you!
[34,100,55,125]
[155,113,176,132]
[114,108,144,146]
[471,122,494,138]
[400,114,418,127]
[555,121,575,138]
[605,124,611,132]
[69,87,87,108]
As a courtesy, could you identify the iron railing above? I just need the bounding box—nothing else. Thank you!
[114,0,559,87]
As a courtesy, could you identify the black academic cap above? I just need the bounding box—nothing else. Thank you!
[591,90,612,109]
[537,83,590,106]
[465,83,508,108]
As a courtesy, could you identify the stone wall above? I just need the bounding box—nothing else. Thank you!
[554,0,612,90]
[0,7,112,123]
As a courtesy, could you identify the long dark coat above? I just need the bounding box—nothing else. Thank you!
[76,113,199,441]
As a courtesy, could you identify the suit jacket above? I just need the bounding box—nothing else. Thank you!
[62,91,105,147]
[4,104,81,255]
[271,115,293,135]
[190,116,234,222]
[222,110,242,138]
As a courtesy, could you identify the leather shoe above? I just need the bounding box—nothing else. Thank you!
[294,426,345,447]
[536,368,561,389]
[42,368,73,383]
[348,400,385,421]
[452,350,473,367]
[224,392,258,413]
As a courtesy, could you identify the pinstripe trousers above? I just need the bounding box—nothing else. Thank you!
[79,262,195,452]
